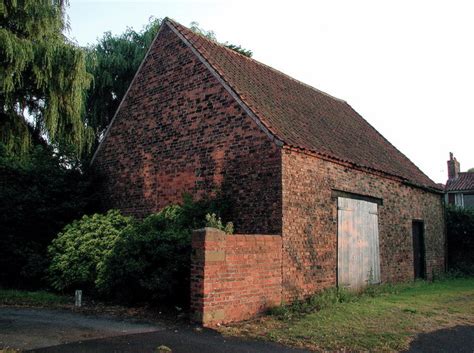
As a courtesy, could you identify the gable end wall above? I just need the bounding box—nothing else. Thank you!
[281,149,445,301]
[93,24,282,234]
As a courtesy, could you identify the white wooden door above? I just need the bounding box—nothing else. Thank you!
[337,197,380,289]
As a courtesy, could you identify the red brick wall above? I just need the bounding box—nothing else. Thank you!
[92,24,281,234]
[281,148,445,301]
[191,228,282,327]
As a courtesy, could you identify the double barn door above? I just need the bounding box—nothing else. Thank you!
[337,197,381,289]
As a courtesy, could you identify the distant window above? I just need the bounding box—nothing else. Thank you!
[464,194,474,209]
[455,193,464,207]
[448,193,455,205]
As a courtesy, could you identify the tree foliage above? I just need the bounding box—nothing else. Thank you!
[0,0,93,156]
[1,5,251,159]
[223,43,253,57]
[0,140,101,288]
[446,205,474,274]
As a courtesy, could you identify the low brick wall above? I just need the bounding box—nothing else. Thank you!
[191,228,282,327]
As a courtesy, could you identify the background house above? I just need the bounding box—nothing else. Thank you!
[92,19,445,322]
[446,153,474,208]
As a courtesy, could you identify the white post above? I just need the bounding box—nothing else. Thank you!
[75,290,82,307]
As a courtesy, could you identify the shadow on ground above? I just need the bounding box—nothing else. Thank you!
[27,327,309,353]
[404,325,474,353]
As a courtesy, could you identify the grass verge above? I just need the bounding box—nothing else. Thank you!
[0,289,70,307]
[219,277,474,352]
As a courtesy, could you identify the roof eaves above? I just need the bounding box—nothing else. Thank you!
[447,189,474,193]
[402,180,445,194]
[283,144,443,193]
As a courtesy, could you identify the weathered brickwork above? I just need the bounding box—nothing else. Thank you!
[281,148,445,301]
[93,25,281,234]
[191,228,282,326]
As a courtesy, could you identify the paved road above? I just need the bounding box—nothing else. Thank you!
[404,325,474,353]
[0,307,309,353]
[3,307,472,353]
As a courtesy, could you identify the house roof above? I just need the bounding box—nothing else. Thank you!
[446,172,474,192]
[166,19,439,191]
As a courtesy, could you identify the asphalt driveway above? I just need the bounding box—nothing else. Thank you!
[404,325,474,353]
[0,307,309,353]
[2,307,472,352]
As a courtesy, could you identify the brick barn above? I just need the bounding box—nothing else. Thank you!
[92,18,445,325]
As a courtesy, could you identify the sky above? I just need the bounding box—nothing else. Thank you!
[67,0,474,184]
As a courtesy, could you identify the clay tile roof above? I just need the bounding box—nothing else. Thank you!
[166,19,439,190]
[446,173,474,192]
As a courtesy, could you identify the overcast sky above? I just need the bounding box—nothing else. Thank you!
[68,0,473,184]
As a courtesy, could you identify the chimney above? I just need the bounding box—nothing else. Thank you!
[447,152,460,179]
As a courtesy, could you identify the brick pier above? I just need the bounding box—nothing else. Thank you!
[191,228,282,326]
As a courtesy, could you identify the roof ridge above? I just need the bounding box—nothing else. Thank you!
[165,18,255,61]
[164,18,346,104]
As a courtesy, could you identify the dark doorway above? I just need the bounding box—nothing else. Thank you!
[412,221,426,279]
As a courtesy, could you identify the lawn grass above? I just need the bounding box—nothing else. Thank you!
[0,289,70,307]
[219,277,474,352]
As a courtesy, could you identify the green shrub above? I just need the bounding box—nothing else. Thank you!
[97,205,193,305]
[98,196,233,306]
[446,205,474,275]
[48,210,132,292]
[47,194,233,305]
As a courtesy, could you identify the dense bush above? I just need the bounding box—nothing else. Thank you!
[97,205,192,305]
[446,205,474,274]
[0,143,100,289]
[98,198,233,306]
[48,210,132,292]
[47,195,233,306]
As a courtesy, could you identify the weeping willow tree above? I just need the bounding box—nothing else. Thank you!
[0,0,93,157]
